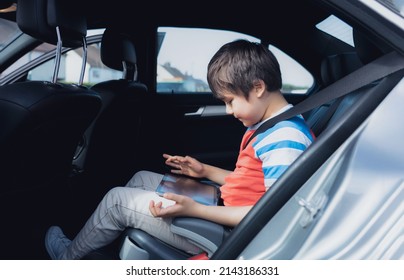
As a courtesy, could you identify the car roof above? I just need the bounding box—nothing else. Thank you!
[79,0,402,50]
[1,0,402,70]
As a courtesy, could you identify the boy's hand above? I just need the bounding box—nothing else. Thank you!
[149,193,199,218]
[163,153,205,178]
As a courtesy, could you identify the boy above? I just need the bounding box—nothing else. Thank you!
[45,39,314,259]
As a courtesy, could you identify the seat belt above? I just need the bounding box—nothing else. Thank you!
[244,51,404,149]
[309,95,343,136]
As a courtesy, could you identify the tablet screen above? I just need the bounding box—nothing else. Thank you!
[155,173,219,206]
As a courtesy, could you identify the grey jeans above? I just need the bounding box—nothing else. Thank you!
[62,170,201,259]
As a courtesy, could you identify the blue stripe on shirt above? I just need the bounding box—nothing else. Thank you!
[255,140,308,155]
[251,116,313,183]
[255,116,313,144]
[263,165,290,179]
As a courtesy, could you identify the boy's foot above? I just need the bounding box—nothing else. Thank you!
[45,226,71,260]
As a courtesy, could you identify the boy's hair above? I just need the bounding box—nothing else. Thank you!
[207,39,282,100]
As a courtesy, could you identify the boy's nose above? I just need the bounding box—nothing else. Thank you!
[225,105,233,115]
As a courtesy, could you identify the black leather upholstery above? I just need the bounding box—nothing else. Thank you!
[0,81,101,189]
[306,52,363,136]
[0,0,101,192]
[100,28,139,74]
[307,29,387,137]
[320,53,363,87]
[353,29,384,65]
[16,0,86,48]
[77,28,148,189]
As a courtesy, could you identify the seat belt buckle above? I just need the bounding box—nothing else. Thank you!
[188,252,209,260]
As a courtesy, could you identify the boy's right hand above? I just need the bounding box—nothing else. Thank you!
[149,192,201,218]
[163,153,205,178]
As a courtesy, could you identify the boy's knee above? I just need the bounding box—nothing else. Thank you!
[103,186,126,203]
[125,170,150,187]
[134,170,149,178]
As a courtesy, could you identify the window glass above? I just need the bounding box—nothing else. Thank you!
[1,29,121,86]
[157,27,313,94]
[0,17,21,52]
[376,0,404,17]
[362,0,404,29]
[0,42,56,80]
[26,42,121,86]
[316,15,354,46]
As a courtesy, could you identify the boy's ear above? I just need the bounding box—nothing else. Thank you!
[253,80,266,97]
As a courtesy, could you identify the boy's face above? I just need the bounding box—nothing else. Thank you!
[220,88,267,127]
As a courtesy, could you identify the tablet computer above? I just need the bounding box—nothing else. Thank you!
[155,173,220,206]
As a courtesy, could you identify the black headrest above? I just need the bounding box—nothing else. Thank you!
[100,28,137,71]
[321,52,363,86]
[16,0,86,48]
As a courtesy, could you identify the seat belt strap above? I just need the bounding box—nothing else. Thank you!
[310,95,343,136]
[243,51,404,149]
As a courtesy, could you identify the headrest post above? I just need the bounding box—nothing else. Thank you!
[134,64,138,81]
[122,61,128,80]
[78,36,88,86]
[121,61,136,81]
[52,26,62,84]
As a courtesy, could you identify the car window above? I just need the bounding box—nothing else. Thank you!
[370,0,404,29]
[0,16,20,53]
[157,27,313,94]
[25,41,121,85]
[377,0,404,16]
[316,15,354,46]
[1,29,121,86]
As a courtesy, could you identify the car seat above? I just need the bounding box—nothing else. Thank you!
[306,52,363,136]
[73,27,148,191]
[0,0,101,259]
[0,0,101,191]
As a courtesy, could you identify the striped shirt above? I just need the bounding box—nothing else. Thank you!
[220,104,314,206]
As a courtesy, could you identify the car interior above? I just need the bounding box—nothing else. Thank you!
[0,0,403,260]
[119,34,404,260]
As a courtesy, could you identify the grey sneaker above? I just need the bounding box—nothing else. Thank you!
[45,226,72,260]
